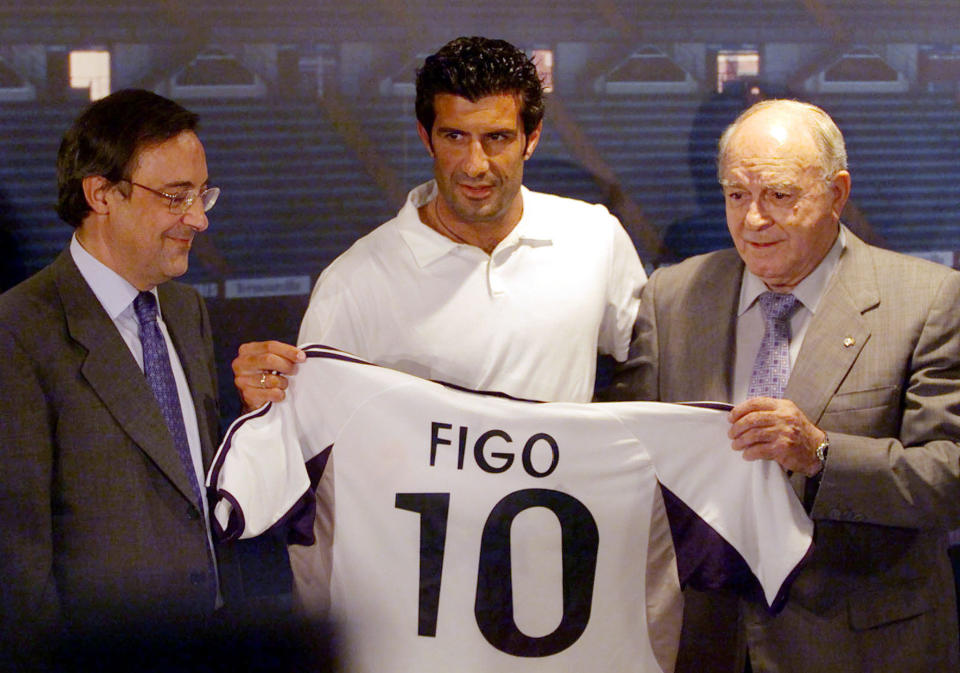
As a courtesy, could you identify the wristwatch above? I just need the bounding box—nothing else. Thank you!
[815,434,829,465]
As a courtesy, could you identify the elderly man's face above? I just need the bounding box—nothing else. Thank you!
[720,113,850,292]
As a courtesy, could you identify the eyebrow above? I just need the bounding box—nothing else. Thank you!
[719,179,797,190]
[159,179,209,190]
[763,181,799,191]
[435,125,517,136]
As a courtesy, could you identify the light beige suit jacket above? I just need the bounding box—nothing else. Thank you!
[611,228,960,672]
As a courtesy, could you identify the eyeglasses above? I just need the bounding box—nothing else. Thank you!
[122,180,220,214]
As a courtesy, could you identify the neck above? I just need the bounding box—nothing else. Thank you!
[423,196,522,255]
[76,223,153,291]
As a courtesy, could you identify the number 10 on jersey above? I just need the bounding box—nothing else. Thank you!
[396,488,600,658]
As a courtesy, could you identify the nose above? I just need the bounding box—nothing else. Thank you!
[462,139,490,177]
[181,198,209,232]
[743,198,770,231]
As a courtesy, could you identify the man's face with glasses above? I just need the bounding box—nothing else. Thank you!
[103,130,215,290]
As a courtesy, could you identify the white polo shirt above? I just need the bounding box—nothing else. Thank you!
[298,181,646,402]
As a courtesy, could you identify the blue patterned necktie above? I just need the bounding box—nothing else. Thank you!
[134,291,203,507]
[748,292,801,399]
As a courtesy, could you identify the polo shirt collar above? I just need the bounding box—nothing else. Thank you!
[398,181,553,268]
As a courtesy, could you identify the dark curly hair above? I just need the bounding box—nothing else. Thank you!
[56,89,199,227]
[415,36,544,139]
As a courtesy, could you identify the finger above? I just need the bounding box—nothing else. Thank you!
[255,343,305,375]
[233,349,304,379]
[242,341,305,367]
[234,370,282,407]
[739,446,768,462]
[237,370,291,410]
[236,340,276,357]
[250,354,297,376]
[262,341,307,363]
[240,386,287,413]
[731,425,783,452]
[740,445,793,473]
[728,396,778,423]
[728,410,782,440]
[236,370,290,395]
[232,342,270,377]
[256,371,290,391]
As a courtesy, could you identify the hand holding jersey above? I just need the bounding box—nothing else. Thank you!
[232,340,305,411]
[728,397,828,477]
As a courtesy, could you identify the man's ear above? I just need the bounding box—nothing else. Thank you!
[416,121,434,158]
[829,170,851,220]
[81,176,113,215]
[522,121,542,160]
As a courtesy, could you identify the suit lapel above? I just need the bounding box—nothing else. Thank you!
[785,229,878,424]
[785,230,878,498]
[688,250,742,403]
[54,252,202,506]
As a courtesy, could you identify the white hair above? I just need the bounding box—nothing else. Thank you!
[717,99,848,181]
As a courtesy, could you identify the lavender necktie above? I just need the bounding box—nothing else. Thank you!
[747,292,801,399]
[134,291,203,507]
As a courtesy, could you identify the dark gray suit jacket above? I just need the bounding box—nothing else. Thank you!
[612,228,960,672]
[0,249,231,662]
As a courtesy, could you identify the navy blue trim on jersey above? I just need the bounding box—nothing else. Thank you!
[306,445,332,488]
[301,343,376,367]
[284,489,319,546]
[211,490,244,541]
[679,401,735,412]
[302,343,545,403]
[208,401,274,491]
[436,379,544,404]
[207,401,323,544]
[661,483,812,613]
[206,402,273,542]
[271,446,333,546]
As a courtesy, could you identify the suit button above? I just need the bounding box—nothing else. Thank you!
[190,572,206,585]
[187,506,200,520]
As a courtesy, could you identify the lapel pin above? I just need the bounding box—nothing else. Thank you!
[843,336,855,348]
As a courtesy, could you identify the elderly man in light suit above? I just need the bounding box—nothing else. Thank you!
[611,99,960,672]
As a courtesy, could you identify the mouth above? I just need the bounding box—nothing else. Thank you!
[458,183,495,200]
[166,232,195,246]
[745,239,782,250]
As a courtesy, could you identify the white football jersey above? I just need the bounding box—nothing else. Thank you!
[209,345,813,673]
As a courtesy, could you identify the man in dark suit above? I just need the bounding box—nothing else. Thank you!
[611,99,960,671]
[0,89,228,669]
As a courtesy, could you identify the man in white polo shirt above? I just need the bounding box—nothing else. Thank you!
[230,36,645,406]
[229,36,646,618]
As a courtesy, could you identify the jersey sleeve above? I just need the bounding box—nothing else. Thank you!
[206,399,319,543]
[597,214,646,362]
[206,346,408,544]
[615,402,814,610]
